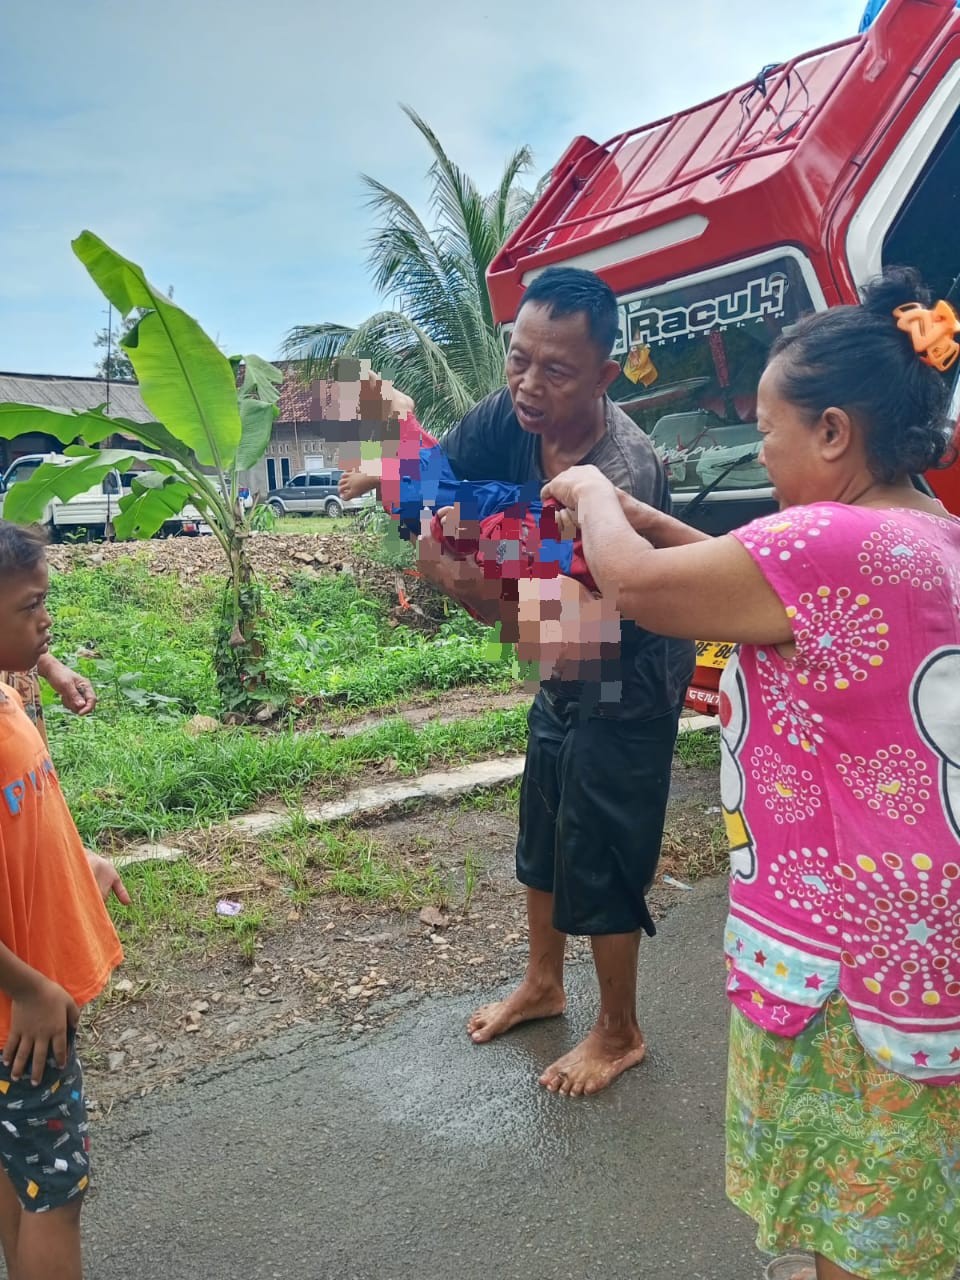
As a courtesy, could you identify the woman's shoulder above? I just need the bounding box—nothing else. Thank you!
[734,500,960,549]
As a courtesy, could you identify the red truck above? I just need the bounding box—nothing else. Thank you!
[486,0,960,713]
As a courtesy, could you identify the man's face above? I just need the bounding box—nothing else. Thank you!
[0,562,52,673]
[505,303,619,438]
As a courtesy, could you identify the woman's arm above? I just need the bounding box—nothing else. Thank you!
[616,490,712,547]
[542,466,793,647]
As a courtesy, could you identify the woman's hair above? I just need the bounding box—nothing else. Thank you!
[768,266,955,483]
[0,521,48,575]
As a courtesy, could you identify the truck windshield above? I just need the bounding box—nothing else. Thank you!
[605,255,817,495]
[4,460,43,486]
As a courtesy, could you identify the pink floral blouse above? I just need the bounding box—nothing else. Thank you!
[719,501,960,1082]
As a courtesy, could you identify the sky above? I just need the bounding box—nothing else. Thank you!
[1,0,863,377]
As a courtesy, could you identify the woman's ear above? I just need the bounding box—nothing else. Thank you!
[818,406,854,460]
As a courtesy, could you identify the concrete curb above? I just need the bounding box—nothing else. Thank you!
[114,715,719,868]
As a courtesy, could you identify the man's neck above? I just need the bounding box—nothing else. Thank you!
[540,398,608,474]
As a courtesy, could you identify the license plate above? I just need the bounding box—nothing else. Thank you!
[695,640,737,669]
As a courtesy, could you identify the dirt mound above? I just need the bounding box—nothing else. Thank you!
[45,529,448,630]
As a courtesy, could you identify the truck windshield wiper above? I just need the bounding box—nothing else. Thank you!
[680,450,765,523]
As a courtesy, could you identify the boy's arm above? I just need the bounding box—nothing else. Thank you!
[0,944,78,1085]
[86,849,131,905]
[36,653,97,715]
[338,468,381,503]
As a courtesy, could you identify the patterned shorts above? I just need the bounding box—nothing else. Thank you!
[0,1033,90,1212]
[726,993,960,1280]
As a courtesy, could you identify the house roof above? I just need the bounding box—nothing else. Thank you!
[0,365,416,431]
[274,360,416,425]
[0,372,155,423]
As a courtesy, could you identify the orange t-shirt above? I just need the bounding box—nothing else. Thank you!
[0,683,122,1042]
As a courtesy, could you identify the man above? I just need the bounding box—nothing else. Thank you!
[416,267,696,1097]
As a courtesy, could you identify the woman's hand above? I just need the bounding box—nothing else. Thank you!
[615,490,661,538]
[540,465,616,518]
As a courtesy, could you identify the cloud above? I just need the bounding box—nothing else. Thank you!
[0,0,862,374]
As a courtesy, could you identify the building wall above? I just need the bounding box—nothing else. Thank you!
[259,422,353,496]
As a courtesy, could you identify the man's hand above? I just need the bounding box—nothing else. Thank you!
[86,850,131,906]
[37,656,96,715]
[338,471,378,503]
[540,465,616,520]
[3,974,79,1085]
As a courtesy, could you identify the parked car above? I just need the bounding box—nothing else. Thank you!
[265,470,369,518]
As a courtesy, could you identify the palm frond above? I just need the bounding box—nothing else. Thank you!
[288,109,538,429]
[280,323,355,383]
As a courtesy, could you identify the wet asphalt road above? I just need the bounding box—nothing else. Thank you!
[82,876,769,1280]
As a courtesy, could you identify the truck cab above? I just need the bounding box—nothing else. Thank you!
[486,0,960,711]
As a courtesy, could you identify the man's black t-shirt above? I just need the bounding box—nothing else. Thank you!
[442,387,696,718]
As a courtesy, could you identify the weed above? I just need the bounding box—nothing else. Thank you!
[458,780,522,813]
[675,728,721,769]
[462,851,482,911]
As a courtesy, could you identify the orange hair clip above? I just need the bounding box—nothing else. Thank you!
[893,299,960,373]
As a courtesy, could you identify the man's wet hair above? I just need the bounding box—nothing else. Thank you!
[0,520,48,575]
[519,268,620,359]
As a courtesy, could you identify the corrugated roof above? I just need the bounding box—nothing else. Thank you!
[0,373,155,423]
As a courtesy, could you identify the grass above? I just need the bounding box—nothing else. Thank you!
[270,514,355,535]
[107,815,445,962]
[42,555,719,852]
[45,556,510,720]
[55,705,530,845]
[458,779,522,812]
[675,727,721,768]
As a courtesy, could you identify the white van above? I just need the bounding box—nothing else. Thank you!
[0,454,207,540]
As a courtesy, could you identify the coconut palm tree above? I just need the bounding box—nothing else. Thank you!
[282,106,549,436]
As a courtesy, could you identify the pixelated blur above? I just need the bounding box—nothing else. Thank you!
[317,358,625,694]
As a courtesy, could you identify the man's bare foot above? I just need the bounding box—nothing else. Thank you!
[467,981,566,1043]
[539,1027,646,1096]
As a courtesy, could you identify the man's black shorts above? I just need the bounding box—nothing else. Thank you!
[516,690,682,937]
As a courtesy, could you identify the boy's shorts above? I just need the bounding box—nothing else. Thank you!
[0,1031,90,1212]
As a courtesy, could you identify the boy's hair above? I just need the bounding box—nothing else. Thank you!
[0,520,48,574]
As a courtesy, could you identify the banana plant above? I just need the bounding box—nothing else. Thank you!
[0,231,284,714]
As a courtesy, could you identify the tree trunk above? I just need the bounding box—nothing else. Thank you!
[214,529,269,717]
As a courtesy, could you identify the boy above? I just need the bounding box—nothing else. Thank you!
[0,519,126,1280]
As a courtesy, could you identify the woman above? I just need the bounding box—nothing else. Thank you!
[541,268,960,1280]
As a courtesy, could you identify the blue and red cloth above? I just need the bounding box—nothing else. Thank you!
[383,418,598,592]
